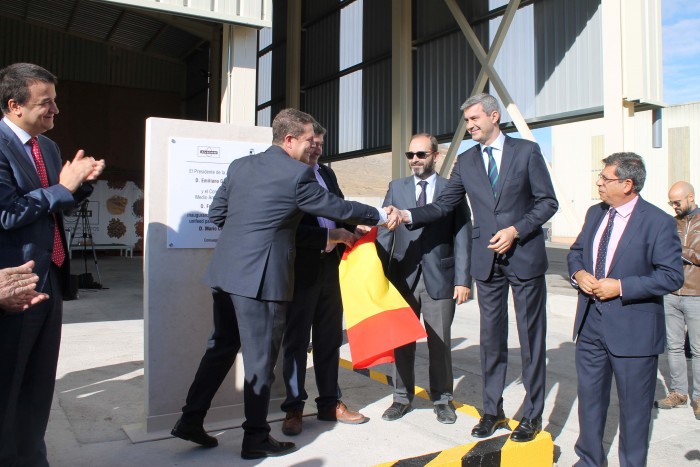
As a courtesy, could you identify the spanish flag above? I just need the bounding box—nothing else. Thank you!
[339,227,427,369]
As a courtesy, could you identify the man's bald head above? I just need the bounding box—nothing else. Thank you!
[669,181,694,198]
[668,180,696,217]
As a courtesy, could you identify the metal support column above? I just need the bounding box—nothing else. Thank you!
[391,0,413,180]
[286,0,302,109]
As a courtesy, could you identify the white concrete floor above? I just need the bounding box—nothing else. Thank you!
[44,256,700,466]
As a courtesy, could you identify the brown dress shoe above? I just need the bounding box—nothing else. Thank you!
[282,410,303,436]
[317,400,369,424]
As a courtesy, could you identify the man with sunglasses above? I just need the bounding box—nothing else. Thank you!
[376,133,471,424]
[568,153,683,466]
[395,93,557,442]
[655,180,700,421]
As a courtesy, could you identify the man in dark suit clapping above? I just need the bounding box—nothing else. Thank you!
[0,63,105,466]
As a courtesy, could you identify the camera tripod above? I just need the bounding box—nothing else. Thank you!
[69,200,103,288]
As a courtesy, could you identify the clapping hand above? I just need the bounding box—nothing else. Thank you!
[0,261,50,313]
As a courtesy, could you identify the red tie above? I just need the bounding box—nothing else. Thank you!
[29,137,66,268]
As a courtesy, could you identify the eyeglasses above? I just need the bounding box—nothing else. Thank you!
[405,151,433,159]
[668,195,689,208]
[597,173,623,184]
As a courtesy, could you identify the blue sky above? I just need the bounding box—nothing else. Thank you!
[662,0,700,104]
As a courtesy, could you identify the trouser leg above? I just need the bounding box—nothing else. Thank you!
[574,307,612,467]
[181,289,241,426]
[312,260,343,410]
[475,270,509,415]
[231,294,286,442]
[664,294,689,395]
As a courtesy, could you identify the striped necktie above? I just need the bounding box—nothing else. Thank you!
[416,180,428,207]
[595,208,617,280]
[485,146,498,197]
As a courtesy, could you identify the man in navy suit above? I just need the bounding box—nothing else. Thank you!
[280,122,369,436]
[568,152,683,466]
[0,63,105,466]
[171,109,399,459]
[396,93,558,441]
[376,133,471,425]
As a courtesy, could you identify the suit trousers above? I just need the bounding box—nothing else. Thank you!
[0,265,62,467]
[574,304,658,467]
[393,273,455,405]
[475,261,546,419]
[181,289,286,442]
[281,253,343,412]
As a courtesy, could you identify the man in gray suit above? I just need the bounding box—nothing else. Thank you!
[394,93,558,442]
[377,133,472,425]
[0,63,105,466]
[172,108,398,460]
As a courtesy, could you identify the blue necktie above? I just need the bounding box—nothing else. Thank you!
[417,180,428,207]
[595,208,617,280]
[485,146,498,198]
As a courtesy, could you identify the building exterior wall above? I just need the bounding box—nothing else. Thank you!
[551,102,700,239]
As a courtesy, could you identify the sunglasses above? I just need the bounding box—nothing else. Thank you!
[668,195,689,208]
[405,151,433,159]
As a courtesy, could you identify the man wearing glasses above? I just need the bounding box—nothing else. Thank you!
[376,133,472,424]
[568,153,683,466]
[655,181,700,421]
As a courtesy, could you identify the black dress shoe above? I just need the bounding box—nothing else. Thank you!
[241,435,297,459]
[171,419,218,448]
[510,416,542,442]
[434,403,457,424]
[381,402,412,421]
[471,412,508,438]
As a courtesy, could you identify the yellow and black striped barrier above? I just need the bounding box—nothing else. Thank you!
[338,357,553,466]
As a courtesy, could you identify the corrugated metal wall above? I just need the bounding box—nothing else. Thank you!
[414,30,487,136]
[0,16,186,95]
[259,0,607,159]
[534,0,603,118]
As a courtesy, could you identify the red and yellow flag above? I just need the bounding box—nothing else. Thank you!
[339,227,427,369]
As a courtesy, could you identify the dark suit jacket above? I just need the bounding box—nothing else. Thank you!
[293,164,349,289]
[0,119,92,290]
[409,135,558,281]
[204,145,380,302]
[377,175,472,299]
[567,197,684,356]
